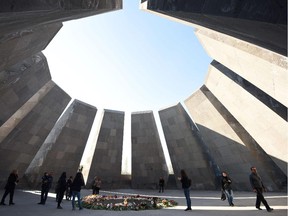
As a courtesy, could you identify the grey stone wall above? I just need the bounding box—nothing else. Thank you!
[24,99,97,188]
[159,103,217,190]
[143,0,287,56]
[184,86,286,191]
[0,84,71,188]
[87,109,125,189]
[131,111,169,189]
[0,53,52,126]
[0,24,62,71]
[0,0,123,36]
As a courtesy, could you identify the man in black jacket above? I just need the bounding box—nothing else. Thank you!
[0,169,19,205]
[249,166,273,212]
[38,172,53,205]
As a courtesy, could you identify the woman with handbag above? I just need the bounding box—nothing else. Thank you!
[221,171,234,206]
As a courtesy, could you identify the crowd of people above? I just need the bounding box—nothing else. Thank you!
[0,166,275,212]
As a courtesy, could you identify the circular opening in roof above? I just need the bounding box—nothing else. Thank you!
[43,1,211,112]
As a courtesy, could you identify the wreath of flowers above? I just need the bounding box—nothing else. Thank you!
[81,194,178,211]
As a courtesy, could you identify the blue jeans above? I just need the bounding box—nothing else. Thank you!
[224,189,234,206]
[183,188,191,209]
[72,191,82,209]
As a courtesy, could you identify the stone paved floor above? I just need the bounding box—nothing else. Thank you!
[0,189,287,216]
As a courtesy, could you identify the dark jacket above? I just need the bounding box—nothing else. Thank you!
[159,178,165,187]
[57,173,67,193]
[221,176,232,190]
[250,172,265,189]
[5,173,19,190]
[41,174,50,189]
[71,172,85,192]
[181,176,191,189]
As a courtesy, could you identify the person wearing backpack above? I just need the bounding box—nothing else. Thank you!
[178,169,192,211]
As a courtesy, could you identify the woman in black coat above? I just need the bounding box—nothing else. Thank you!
[71,171,85,210]
[56,172,67,209]
[0,169,19,205]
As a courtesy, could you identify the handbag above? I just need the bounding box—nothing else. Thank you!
[221,190,226,201]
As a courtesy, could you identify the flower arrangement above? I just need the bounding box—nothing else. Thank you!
[81,194,177,211]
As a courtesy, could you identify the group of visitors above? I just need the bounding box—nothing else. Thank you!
[0,169,85,210]
[179,167,274,212]
[0,166,275,212]
[38,170,85,210]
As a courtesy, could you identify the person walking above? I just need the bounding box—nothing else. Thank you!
[249,166,273,212]
[0,169,19,205]
[178,169,192,211]
[221,171,234,206]
[71,171,85,210]
[56,172,67,209]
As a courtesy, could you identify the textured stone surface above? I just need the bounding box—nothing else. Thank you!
[87,109,125,189]
[0,84,71,188]
[195,28,288,108]
[210,60,287,121]
[0,53,52,126]
[0,80,55,143]
[24,99,97,188]
[159,103,217,190]
[185,83,287,191]
[0,23,62,71]
[0,0,123,36]
[203,64,288,176]
[131,111,169,189]
[142,0,287,56]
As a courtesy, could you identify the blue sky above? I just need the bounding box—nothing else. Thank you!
[43,1,211,112]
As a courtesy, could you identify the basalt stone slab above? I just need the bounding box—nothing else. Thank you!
[0,84,71,188]
[0,0,123,36]
[131,111,168,189]
[0,23,62,71]
[142,0,287,56]
[24,99,96,188]
[211,60,287,121]
[0,53,52,127]
[184,87,287,191]
[87,109,124,189]
[158,103,217,190]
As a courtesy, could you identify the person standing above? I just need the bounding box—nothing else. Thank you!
[71,171,85,210]
[0,169,19,205]
[66,176,73,200]
[249,166,273,212]
[178,169,192,211]
[92,176,101,195]
[56,172,67,209]
[221,171,234,206]
[159,177,165,193]
[38,172,52,205]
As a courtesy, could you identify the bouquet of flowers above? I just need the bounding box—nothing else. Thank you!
[82,194,178,211]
